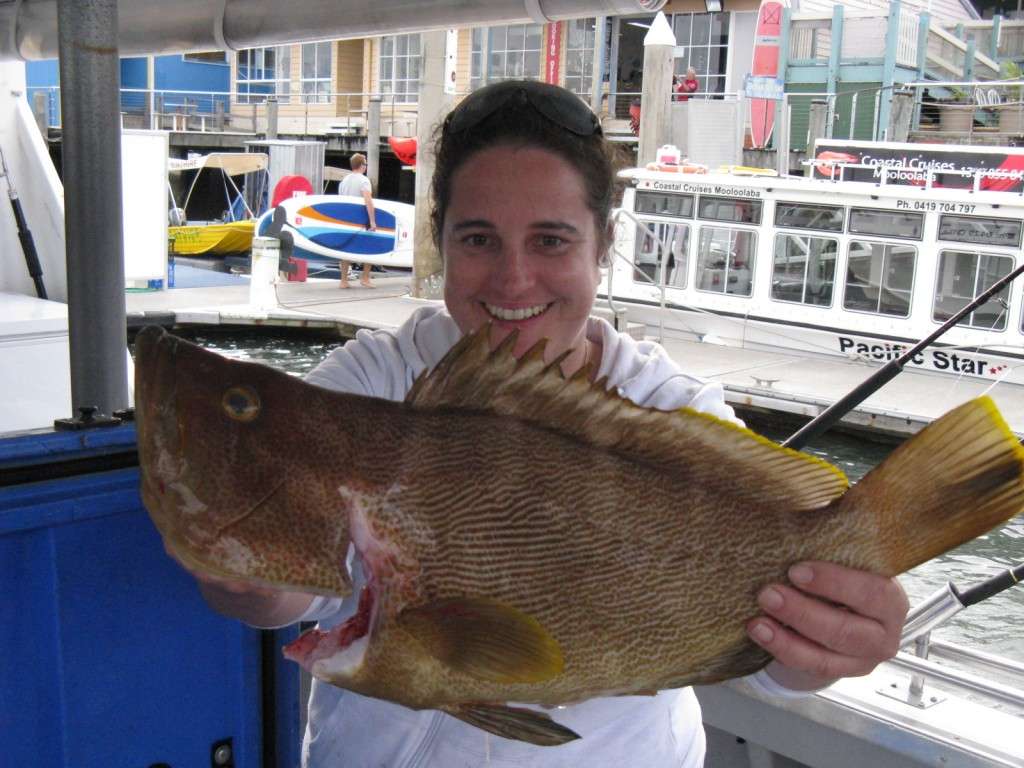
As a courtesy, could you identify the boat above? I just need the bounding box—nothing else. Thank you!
[256,193,415,269]
[167,152,269,256]
[608,142,1024,410]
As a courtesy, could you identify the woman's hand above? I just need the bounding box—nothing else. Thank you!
[746,561,910,690]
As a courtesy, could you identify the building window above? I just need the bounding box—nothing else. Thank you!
[237,46,291,104]
[184,52,228,65]
[380,34,421,104]
[471,24,544,90]
[672,12,729,96]
[301,42,332,103]
[564,19,596,96]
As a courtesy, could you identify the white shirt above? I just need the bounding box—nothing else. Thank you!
[339,172,372,198]
[300,305,792,768]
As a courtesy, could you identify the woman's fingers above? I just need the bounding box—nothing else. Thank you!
[747,561,910,685]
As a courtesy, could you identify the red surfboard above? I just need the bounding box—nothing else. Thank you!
[749,0,786,149]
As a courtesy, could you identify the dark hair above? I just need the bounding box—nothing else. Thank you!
[430,80,621,258]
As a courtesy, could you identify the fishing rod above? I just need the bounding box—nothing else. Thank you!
[901,563,1023,647]
[775,260,1024,645]
[0,142,47,300]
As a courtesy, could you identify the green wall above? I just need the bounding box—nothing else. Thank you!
[785,82,881,150]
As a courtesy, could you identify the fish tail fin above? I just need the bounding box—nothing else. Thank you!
[837,396,1024,575]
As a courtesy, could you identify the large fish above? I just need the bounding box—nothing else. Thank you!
[134,325,1024,746]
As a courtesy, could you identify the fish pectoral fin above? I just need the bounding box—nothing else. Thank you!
[442,703,580,747]
[398,597,564,684]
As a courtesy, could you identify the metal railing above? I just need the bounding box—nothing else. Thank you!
[25,86,422,137]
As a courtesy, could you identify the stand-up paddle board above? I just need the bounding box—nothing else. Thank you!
[749,0,786,149]
[256,194,415,268]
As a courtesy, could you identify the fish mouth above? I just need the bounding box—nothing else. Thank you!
[283,585,376,678]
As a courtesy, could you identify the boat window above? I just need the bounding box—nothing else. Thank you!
[633,221,690,288]
[848,208,924,240]
[634,191,695,218]
[933,250,1012,331]
[697,196,762,224]
[843,241,916,317]
[774,202,844,232]
[771,234,837,307]
[938,215,1023,249]
[695,226,756,297]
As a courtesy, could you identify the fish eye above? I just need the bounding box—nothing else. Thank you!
[222,385,261,422]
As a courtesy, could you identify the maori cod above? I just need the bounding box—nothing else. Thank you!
[135,325,1024,747]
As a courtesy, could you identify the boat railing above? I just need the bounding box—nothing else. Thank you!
[889,637,1024,710]
[802,157,1024,194]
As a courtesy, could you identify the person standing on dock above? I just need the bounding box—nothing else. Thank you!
[338,152,376,289]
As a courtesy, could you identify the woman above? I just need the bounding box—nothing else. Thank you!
[185,80,909,766]
[676,67,700,101]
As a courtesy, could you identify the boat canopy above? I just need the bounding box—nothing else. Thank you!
[168,153,269,176]
[323,165,351,182]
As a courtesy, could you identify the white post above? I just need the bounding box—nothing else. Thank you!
[249,236,280,311]
[412,29,454,298]
[638,12,676,167]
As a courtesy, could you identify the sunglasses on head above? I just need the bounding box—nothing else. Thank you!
[443,80,603,138]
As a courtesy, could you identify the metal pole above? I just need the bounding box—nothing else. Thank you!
[266,96,278,139]
[32,90,48,136]
[56,0,129,418]
[776,93,790,176]
[367,94,381,191]
[590,16,607,115]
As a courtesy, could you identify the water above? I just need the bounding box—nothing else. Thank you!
[189,329,1024,663]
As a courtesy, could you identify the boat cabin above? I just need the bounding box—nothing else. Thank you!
[612,157,1024,384]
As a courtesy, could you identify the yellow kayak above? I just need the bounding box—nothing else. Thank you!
[169,220,255,256]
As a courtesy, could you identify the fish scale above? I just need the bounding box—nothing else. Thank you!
[134,324,1024,746]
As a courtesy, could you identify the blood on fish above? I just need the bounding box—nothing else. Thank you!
[283,586,375,663]
[338,587,374,648]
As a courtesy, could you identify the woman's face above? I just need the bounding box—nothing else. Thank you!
[442,144,603,361]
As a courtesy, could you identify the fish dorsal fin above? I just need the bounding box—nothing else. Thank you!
[406,326,848,510]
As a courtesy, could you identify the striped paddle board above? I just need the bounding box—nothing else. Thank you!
[257,194,414,268]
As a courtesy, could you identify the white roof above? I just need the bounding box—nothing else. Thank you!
[168,152,269,176]
[323,165,352,181]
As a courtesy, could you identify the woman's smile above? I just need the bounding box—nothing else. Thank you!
[482,301,552,323]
